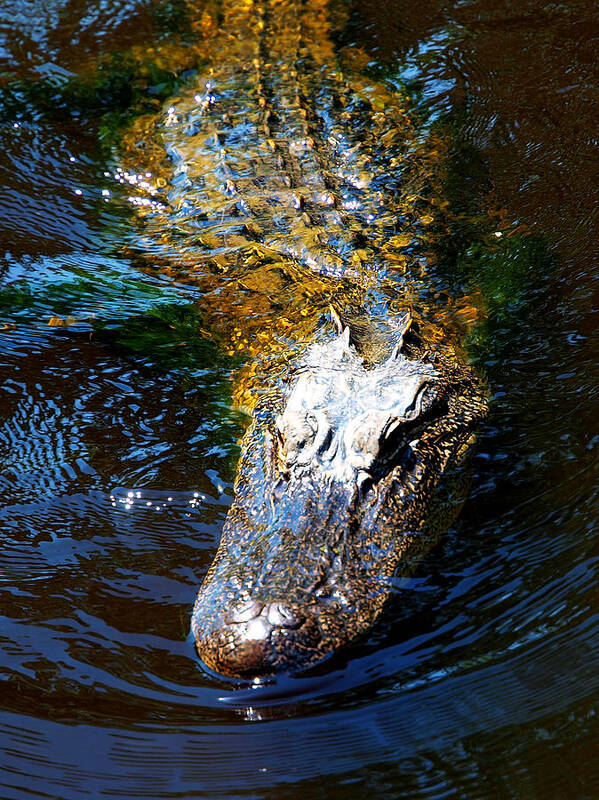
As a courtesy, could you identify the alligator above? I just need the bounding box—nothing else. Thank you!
[119,0,487,676]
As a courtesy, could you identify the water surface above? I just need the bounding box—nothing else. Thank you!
[1,0,599,798]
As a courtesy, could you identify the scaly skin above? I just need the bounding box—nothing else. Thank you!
[192,318,485,676]
[141,0,422,283]
[119,0,487,676]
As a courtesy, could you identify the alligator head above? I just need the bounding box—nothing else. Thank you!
[192,315,485,677]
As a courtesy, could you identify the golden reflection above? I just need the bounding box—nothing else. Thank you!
[48,315,78,327]
[117,0,482,410]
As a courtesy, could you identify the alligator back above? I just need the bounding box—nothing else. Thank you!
[121,0,451,387]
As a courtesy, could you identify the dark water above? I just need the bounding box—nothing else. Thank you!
[1,1,599,798]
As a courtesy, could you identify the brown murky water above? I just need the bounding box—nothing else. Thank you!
[1,0,599,797]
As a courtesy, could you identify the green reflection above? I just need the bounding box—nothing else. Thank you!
[93,302,237,375]
[0,0,206,150]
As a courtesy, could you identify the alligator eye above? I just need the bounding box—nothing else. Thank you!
[382,416,402,440]
[402,380,440,421]
[276,411,318,466]
[378,415,411,461]
[352,421,380,456]
[345,412,387,473]
[347,410,418,477]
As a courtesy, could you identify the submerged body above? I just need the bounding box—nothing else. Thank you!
[122,0,487,676]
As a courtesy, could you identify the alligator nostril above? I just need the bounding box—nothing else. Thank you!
[225,599,264,624]
[266,602,305,628]
[194,601,322,677]
[244,615,273,641]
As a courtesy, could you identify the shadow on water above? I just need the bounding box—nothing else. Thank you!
[1,0,599,798]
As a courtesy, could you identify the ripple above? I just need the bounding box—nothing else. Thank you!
[1,0,599,796]
[2,614,598,798]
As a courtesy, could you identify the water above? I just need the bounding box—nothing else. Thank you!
[1,0,599,797]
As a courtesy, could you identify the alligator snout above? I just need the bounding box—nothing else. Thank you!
[195,598,324,677]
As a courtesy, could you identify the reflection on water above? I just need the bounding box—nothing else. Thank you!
[354,0,599,272]
[1,0,599,798]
